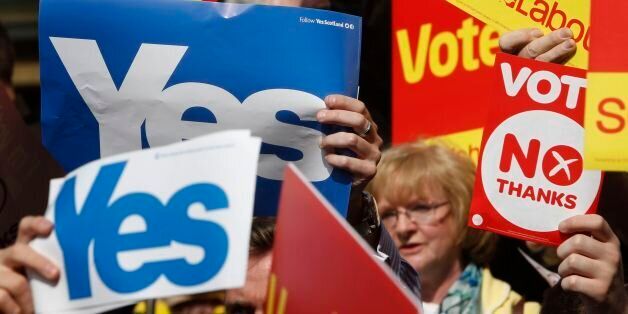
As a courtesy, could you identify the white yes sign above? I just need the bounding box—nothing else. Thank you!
[50,37,332,181]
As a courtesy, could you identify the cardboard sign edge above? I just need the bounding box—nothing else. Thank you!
[284,163,422,311]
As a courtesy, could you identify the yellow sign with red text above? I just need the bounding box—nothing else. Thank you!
[446,0,590,69]
[584,74,628,171]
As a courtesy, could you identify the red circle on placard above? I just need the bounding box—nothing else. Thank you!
[541,145,583,186]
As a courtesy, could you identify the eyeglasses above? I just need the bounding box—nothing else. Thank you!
[380,201,449,228]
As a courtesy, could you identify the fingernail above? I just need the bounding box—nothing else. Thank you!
[38,219,52,229]
[318,137,323,148]
[563,39,575,49]
[560,28,573,39]
[326,96,336,106]
[46,264,58,278]
[531,29,544,38]
[317,110,326,120]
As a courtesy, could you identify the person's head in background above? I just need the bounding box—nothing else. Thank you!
[0,21,14,102]
[224,217,275,314]
[168,217,275,314]
[368,140,496,303]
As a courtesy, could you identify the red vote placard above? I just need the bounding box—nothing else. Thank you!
[470,53,603,246]
[393,0,501,157]
[267,164,421,314]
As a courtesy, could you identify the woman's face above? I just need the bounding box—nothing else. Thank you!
[377,183,460,274]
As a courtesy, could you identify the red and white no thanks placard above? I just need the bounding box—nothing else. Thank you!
[470,53,603,245]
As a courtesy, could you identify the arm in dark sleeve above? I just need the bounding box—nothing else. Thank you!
[377,226,422,300]
[347,191,421,300]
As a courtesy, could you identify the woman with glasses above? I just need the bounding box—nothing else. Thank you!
[368,140,540,314]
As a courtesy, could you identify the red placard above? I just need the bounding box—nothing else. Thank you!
[392,0,500,145]
[267,164,421,314]
[470,53,603,246]
[589,0,628,72]
[582,0,628,171]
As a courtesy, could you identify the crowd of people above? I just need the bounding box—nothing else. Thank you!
[0,0,626,313]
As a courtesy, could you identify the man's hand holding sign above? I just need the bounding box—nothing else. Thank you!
[557,215,627,313]
[318,94,383,190]
[447,0,590,69]
[499,27,577,64]
[0,217,59,314]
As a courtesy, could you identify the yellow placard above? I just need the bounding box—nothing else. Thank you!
[446,0,590,69]
[435,128,484,165]
[584,73,628,171]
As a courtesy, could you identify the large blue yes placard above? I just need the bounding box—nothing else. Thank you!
[39,0,362,216]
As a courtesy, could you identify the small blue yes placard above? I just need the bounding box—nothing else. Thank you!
[29,131,261,313]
